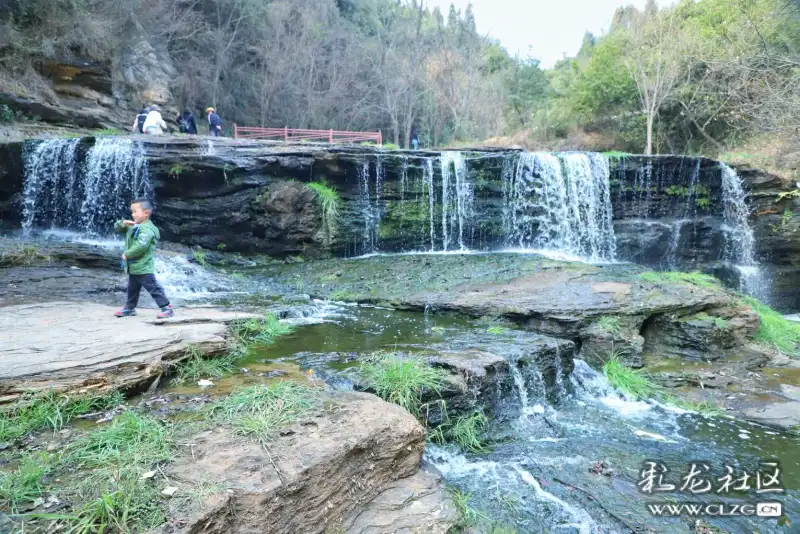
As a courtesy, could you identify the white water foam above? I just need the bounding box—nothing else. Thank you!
[513,466,597,534]
[570,359,652,416]
[503,152,616,262]
[720,164,769,301]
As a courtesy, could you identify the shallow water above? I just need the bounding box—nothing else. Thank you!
[167,303,799,533]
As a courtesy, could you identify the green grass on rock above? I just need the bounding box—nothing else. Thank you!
[360,354,448,418]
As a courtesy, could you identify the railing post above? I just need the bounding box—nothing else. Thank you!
[234,124,238,139]
[284,126,288,142]
[377,131,382,146]
[329,129,333,143]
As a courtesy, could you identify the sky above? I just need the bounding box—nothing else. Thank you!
[425,0,672,68]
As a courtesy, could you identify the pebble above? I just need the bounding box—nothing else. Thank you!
[197,379,215,388]
[161,486,178,497]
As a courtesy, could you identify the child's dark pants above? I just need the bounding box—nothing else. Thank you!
[126,274,170,309]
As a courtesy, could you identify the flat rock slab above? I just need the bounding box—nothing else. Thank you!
[157,391,457,534]
[0,301,258,401]
[742,401,800,429]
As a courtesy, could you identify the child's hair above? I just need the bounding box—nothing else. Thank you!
[131,198,154,213]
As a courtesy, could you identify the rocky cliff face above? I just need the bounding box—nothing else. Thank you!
[1,136,797,309]
[0,30,178,132]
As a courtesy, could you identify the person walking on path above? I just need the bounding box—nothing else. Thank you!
[132,107,149,134]
[113,198,174,319]
[143,105,168,135]
[410,126,419,150]
[177,109,198,134]
[206,107,222,137]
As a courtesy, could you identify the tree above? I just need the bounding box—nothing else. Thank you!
[623,8,685,154]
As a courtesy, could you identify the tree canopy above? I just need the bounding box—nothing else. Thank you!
[1,0,799,154]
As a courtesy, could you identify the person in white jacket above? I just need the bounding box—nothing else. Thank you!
[143,105,168,135]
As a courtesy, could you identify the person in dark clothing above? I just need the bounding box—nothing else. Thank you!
[410,127,419,150]
[177,109,198,134]
[132,107,149,134]
[206,107,223,137]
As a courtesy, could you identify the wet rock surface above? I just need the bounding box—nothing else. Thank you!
[2,137,798,311]
[256,253,755,365]
[157,391,456,534]
[0,301,258,401]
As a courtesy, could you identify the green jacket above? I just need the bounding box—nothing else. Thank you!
[114,219,160,275]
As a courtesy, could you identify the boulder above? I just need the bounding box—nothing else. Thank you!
[156,391,457,534]
[342,465,456,534]
[0,301,259,401]
[642,305,759,361]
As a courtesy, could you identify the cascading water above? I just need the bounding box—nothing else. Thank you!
[504,152,616,262]
[80,138,151,234]
[22,138,81,231]
[22,138,150,235]
[357,160,377,254]
[720,163,768,300]
[422,158,436,251]
[440,151,473,251]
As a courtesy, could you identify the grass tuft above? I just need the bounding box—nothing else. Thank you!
[0,390,124,443]
[191,247,208,266]
[0,453,52,513]
[603,354,659,401]
[210,382,316,445]
[170,346,240,385]
[431,411,488,453]
[603,353,723,416]
[743,296,800,357]
[64,411,172,471]
[596,316,622,335]
[450,487,489,528]
[231,313,294,346]
[306,181,341,247]
[639,271,720,288]
[4,411,171,531]
[0,245,51,267]
[93,128,122,136]
[360,355,448,417]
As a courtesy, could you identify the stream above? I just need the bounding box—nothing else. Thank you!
[168,297,800,533]
[3,229,798,533]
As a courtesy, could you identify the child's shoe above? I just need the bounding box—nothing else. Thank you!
[114,308,137,317]
[156,305,174,319]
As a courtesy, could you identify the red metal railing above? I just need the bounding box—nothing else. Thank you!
[234,125,382,145]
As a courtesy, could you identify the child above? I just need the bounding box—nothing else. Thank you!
[113,199,174,318]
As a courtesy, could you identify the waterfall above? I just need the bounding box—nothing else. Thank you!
[422,158,436,251]
[22,138,81,232]
[666,219,689,269]
[440,151,473,251]
[80,138,150,234]
[357,160,377,254]
[22,138,150,235]
[720,164,768,300]
[504,152,616,262]
[510,362,546,417]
